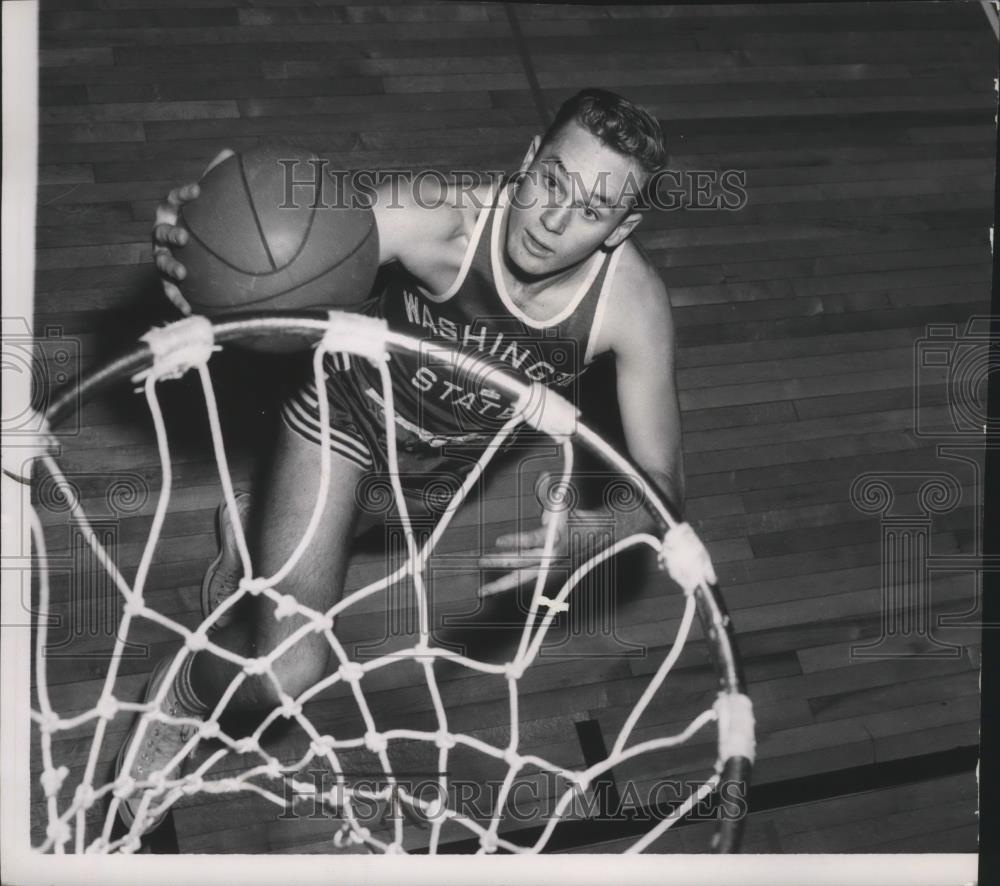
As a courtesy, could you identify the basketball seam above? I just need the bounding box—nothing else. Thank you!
[239,152,279,272]
[185,220,377,309]
[288,161,377,272]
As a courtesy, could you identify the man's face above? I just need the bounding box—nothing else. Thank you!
[504,120,644,277]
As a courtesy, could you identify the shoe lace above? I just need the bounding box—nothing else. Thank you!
[134,698,197,779]
[220,568,242,596]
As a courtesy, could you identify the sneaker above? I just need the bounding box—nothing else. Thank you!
[200,491,251,631]
[115,658,203,831]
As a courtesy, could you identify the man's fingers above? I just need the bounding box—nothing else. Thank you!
[164,182,200,211]
[152,223,188,248]
[493,527,550,549]
[161,280,192,316]
[154,249,187,281]
[477,548,551,569]
[478,568,540,599]
[154,202,178,228]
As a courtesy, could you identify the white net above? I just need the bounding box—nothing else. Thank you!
[28,313,754,855]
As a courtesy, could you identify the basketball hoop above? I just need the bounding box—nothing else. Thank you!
[25,311,754,855]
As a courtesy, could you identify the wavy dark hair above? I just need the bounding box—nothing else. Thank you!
[541,88,668,175]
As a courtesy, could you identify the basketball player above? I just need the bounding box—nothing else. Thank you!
[116,89,685,830]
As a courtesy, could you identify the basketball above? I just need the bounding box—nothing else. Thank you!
[175,144,379,350]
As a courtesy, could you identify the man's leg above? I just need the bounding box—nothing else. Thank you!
[188,417,366,716]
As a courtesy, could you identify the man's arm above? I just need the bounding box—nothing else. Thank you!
[606,260,686,518]
[370,175,479,274]
[476,251,687,597]
[151,157,472,305]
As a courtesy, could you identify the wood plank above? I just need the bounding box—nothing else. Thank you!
[748,505,977,558]
[680,345,910,390]
[678,301,987,349]
[112,38,517,68]
[39,46,114,67]
[40,101,241,124]
[654,226,988,270]
[86,76,385,104]
[40,22,515,46]
[41,7,239,30]
[40,122,145,144]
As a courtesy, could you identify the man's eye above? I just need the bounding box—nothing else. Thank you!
[583,207,599,221]
[543,175,557,190]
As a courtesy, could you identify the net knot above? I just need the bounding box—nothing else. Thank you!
[182,775,204,795]
[121,593,144,618]
[216,777,241,792]
[133,316,217,385]
[504,661,526,681]
[312,614,334,634]
[40,765,69,798]
[503,750,523,770]
[333,823,360,848]
[95,696,119,721]
[386,842,406,855]
[273,593,300,621]
[148,770,167,792]
[714,692,756,765]
[73,783,97,809]
[310,736,336,756]
[325,783,348,810]
[234,737,259,755]
[39,711,61,734]
[121,835,143,854]
[659,522,717,595]
[186,631,210,652]
[279,698,302,719]
[423,795,446,820]
[244,656,269,676]
[239,576,270,595]
[199,720,221,740]
[480,831,499,853]
[574,773,591,793]
[46,820,72,847]
[113,775,136,798]
[364,732,387,754]
[321,311,389,364]
[338,662,364,684]
[264,758,284,779]
[538,595,569,614]
[435,731,456,750]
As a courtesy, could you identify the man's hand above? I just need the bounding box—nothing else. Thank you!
[477,499,570,598]
[152,148,234,314]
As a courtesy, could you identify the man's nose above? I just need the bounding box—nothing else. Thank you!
[540,203,570,235]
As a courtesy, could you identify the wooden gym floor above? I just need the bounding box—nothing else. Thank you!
[30,0,994,855]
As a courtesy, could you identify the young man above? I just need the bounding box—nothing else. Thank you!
[117,89,685,831]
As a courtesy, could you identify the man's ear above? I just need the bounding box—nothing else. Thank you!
[604,211,642,248]
[520,136,541,172]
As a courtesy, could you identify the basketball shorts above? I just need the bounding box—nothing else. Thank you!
[280,353,511,503]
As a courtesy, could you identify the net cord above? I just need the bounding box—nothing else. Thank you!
[30,313,752,854]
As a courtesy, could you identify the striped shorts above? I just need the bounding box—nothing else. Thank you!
[279,354,503,501]
[280,355,379,471]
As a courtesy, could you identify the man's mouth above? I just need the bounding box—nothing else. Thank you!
[523,229,553,257]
